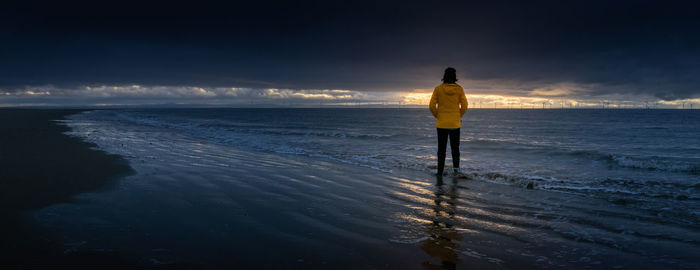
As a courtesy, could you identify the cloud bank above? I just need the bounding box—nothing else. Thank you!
[1,0,699,106]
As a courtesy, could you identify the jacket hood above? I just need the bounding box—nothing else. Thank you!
[442,83,460,96]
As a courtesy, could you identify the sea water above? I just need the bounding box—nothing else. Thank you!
[54,108,699,268]
[69,109,699,199]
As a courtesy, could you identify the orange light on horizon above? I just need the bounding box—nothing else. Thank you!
[400,91,557,108]
[402,92,433,105]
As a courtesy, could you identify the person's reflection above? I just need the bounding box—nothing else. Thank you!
[421,176,462,270]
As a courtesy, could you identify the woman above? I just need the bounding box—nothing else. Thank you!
[429,67,468,176]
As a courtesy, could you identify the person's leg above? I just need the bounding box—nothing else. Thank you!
[449,128,460,172]
[436,128,448,175]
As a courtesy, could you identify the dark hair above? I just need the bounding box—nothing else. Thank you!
[442,67,457,84]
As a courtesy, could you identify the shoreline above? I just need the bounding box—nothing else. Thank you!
[0,109,133,212]
[0,109,145,269]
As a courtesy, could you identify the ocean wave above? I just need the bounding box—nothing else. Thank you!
[111,111,399,140]
[552,149,700,174]
[428,167,698,202]
[463,138,540,150]
[607,155,700,174]
[468,142,700,175]
[249,129,396,140]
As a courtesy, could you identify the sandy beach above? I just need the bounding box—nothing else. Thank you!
[0,109,140,269]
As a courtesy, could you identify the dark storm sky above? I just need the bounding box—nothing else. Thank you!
[1,0,699,103]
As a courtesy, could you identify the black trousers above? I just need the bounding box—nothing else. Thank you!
[436,128,460,174]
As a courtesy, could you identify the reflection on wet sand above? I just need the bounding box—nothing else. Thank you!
[421,176,462,270]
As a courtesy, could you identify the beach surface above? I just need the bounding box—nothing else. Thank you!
[0,109,142,268]
[1,109,698,269]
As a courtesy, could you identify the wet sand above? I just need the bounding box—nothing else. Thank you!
[0,109,165,269]
[0,109,128,211]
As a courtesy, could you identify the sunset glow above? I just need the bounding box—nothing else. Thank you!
[398,90,696,109]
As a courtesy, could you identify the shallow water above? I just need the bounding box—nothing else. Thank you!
[66,109,700,211]
[38,108,700,269]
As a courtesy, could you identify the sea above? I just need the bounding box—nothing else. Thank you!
[45,108,699,269]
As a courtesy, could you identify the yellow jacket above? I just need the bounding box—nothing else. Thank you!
[429,83,468,128]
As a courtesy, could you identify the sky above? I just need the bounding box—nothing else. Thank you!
[1,0,699,107]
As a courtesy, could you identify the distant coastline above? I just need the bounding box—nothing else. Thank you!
[2,104,698,110]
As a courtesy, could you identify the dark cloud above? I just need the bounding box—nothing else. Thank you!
[1,0,699,100]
